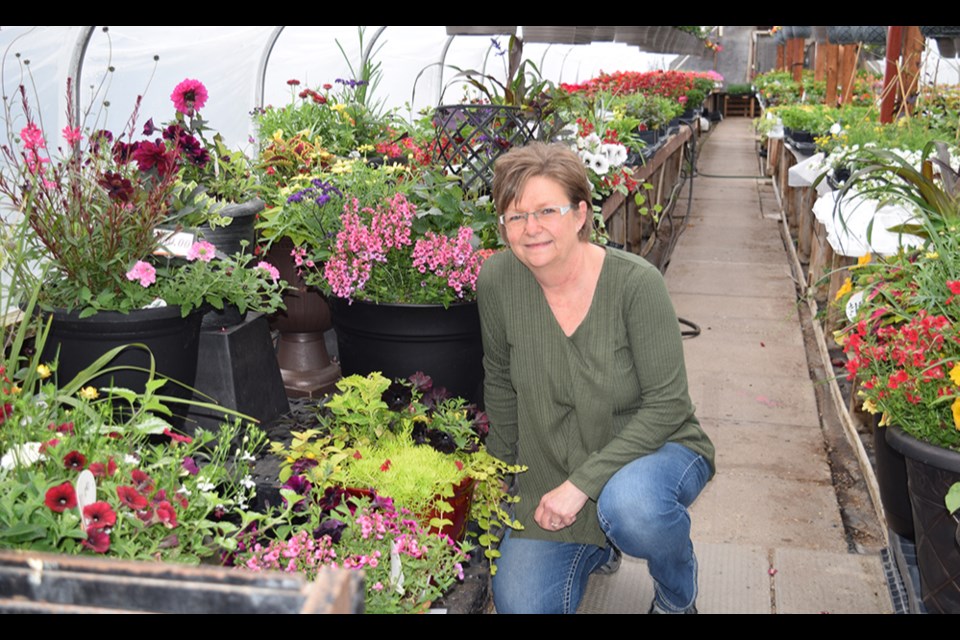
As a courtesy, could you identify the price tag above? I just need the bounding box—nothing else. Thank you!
[153,229,195,257]
[75,469,97,525]
[845,290,865,322]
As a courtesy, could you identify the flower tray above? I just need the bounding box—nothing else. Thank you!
[0,549,363,614]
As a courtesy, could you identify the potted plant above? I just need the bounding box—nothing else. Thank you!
[265,371,525,582]
[300,183,495,401]
[834,142,960,613]
[0,74,286,415]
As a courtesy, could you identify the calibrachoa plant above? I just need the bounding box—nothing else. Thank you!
[314,192,493,306]
[237,491,469,614]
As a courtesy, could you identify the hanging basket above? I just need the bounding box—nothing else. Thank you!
[433,104,539,193]
[921,26,960,38]
[783,26,812,40]
[521,26,576,44]
[937,38,960,58]
[827,26,888,45]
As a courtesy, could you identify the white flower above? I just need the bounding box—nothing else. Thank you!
[0,443,44,470]
[178,485,191,497]
[829,122,843,136]
[196,479,216,492]
[588,153,610,176]
[240,451,256,463]
[583,133,602,153]
[124,454,140,465]
[602,143,628,167]
[240,475,256,490]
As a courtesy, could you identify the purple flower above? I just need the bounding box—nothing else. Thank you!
[181,456,199,475]
[290,457,318,475]
[281,474,312,512]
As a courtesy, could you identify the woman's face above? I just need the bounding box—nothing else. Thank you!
[503,175,588,274]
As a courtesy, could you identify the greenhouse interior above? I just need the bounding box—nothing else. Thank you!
[2,25,960,614]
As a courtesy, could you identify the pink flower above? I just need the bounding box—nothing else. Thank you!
[171,78,208,115]
[255,261,281,283]
[62,125,82,146]
[125,261,156,287]
[20,123,45,150]
[187,240,216,262]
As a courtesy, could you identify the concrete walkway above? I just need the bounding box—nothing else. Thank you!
[579,118,893,614]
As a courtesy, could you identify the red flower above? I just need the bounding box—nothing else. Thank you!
[89,457,117,479]
[83,501,117,530]
[380,459,392,472]
[117,486,148,511]
[63,450,87,471]
[155,501,179,529]
[82,528,110,554]
[455,460,464,471]
[44,482,77,513]
[163,428,192,444]
[39,438,60,454]
[323,83,333,90]
[0,403,11,424]
[132,140,178,178]
[287,79,301,86]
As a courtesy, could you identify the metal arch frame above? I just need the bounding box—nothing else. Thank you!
[68,27,97,127]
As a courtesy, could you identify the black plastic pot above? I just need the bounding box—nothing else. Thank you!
[887,425,960,613]
[328,297,483,403]
[874,419,915,539]
[41,305,203,426]
[195,198,264,257]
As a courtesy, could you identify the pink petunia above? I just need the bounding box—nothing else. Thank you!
[170,78,208,115]
[255,261,280,283]
[187,241,216,263]
[125,261,156,288]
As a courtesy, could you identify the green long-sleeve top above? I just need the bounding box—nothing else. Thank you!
[477,245,715,547]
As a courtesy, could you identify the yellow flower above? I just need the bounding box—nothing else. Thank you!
[855,253,871,268]
[862,398,878,415]
[926,251,939,260]
[878,412,890,427]
[953,398,960,431]
[835,277,853,301]
[272,129,284,142]
[304,451,316,460]
[9,385,20,395]
[832,330,846,347]
[36,364,51,379]
[79,386,99,400]
[951,364,960,387]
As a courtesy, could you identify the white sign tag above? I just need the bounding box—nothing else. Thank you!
[153,229,195,257]
[846,290,865,322]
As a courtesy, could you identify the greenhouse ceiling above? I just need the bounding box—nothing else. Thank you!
[0,26,694,152]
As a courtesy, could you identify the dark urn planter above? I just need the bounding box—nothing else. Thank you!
[267,238,341,398]
[41,305,202,427]
[887,425,960,613]
[328,297,483,404]
[195,198,264,257]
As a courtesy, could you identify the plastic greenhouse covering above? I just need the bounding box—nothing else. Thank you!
[0,26,681,154]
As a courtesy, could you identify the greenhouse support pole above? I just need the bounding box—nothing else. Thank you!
[880,26,904,124]
[68,27,97,127]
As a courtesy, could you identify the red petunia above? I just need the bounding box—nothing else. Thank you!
[44,481,77,513]
[131,469,155,493]
[155,500,178,529]
[39,438,60,454]
[82,528,110,554]
[63,450,87,471]
[89,457,117,479]
[163,428,192,444]
[116,486,148,511]
[83,501,117,531]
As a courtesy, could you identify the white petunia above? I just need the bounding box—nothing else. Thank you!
[0,443,44,470]
[603,143,628,167]
[589,153,610,175]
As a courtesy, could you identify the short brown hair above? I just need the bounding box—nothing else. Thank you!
[492,142,593,242]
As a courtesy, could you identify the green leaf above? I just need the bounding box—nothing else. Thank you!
[946,482,960,515]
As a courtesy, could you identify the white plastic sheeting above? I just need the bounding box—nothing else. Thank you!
[0,26,678,153]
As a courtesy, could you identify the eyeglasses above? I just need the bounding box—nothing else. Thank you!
[499,204,574,228]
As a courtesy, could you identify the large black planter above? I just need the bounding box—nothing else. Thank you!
[195,199,264,257]
[873,419,914,539]
[887,425,960,613]
[328,298,483,403]
[41,305,203,426]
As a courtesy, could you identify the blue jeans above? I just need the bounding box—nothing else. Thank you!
[492,443,711,614]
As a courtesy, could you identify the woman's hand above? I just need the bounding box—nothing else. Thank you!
[534,480,589,531]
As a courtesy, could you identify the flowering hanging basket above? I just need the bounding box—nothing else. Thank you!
[433,104,539,193]
[827,26,888,45]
